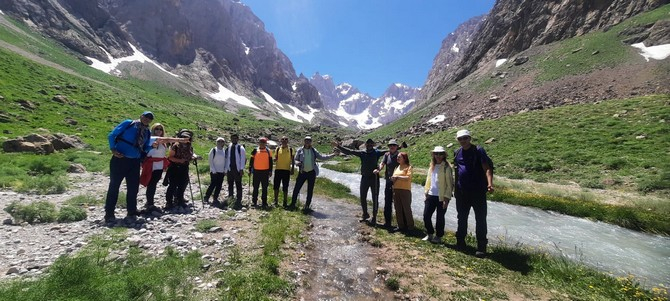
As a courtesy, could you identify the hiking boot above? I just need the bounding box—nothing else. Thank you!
[212,200,222,208]
[368,218,377,227]
[301,207,313,214]
[104,213,116,223]
[422,234,434,242]
[124,214,137,224]
[430,236,442,244]
[164,202,175,211]
[475,250,487,258]
[456,239,467,250]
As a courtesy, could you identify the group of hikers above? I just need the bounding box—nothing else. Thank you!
[105,111,494,257]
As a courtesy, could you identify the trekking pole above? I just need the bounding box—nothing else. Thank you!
[193,159,204,210]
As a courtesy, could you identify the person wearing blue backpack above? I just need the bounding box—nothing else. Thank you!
[453,129,494,258]
[105,111,154,223]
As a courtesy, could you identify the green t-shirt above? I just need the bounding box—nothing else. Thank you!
[303,148,314,172]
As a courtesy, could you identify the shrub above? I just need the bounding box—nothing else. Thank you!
[195,219,218,232]
[4,201,57,223]
[385,277,400,291]
[65,194,103,206]
[57,205,87,222]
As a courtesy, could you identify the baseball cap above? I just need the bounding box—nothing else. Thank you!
[142,111,155,120]
[456,129,471,139]
[259,137,268,143]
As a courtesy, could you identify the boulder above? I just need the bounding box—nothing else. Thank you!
[67,163,87,173]
[2,140,54,154]
[49,133,88,150]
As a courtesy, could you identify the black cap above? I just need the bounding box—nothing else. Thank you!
[365,138,375,144]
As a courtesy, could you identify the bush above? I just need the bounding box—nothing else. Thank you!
[27,156,69,176]
[385,277,400,291]
[603,158,627,170]
[195,219,218,232]
[65,194,103,206]
[4,201,57,223]
[57,205,87,222]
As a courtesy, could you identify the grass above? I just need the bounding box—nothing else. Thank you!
[216,209,309,300]
[64,194,104,207]
[537,4,670,82]
[0,230,204,301]
[195,219,218,233]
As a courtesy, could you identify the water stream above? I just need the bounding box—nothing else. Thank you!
[318,166,670,287]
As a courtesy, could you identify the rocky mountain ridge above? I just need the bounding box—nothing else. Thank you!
[0,0,321,109]
[420,0,670,104]
[310,73,419,129]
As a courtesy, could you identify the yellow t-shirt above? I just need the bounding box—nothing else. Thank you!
[275,146,293,170]
[392,165,413,190]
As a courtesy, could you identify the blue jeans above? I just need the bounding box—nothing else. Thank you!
[423,195,448,237]
[105,156,141,215]
[455,190,488,250]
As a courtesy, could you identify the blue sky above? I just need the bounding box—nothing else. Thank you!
[241,0,496,97]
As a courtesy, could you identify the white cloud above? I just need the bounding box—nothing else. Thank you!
[209,83,259,109]
[631,43,670,61]
[427,115,445,124]
[86,43,179,77]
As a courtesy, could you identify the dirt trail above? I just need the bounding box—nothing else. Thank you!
[289,196,394,300]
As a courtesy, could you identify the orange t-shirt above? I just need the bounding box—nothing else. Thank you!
[252,148,272,171]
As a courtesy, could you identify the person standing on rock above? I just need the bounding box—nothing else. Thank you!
[249,137,273,209]
[165,129,196,211]
[422,146,454,244]
[291,136,337,213]
[140,123,188,213]
[377,139,402,229]
[334,138,388,226]
[453,129,494,258]
[273,136,294,207]
[225,133,246,209]
[204,137,228,208]
[390,152,414,233]
[105,111,154,223]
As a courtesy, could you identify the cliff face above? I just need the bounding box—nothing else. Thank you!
[0,0,321,108]
[421,0,669,103]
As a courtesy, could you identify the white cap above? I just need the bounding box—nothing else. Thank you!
[216,137,225,142]
[304,136,312,140]
[456,129,471,139]
[432,146,446,153]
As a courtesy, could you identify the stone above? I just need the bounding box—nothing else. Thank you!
[67,163,87,173]
[208,226,223,233]
[485,138,496,144]
[6,267,19,275]
[489,95,500,102]
[513,56,529,65]
[2,218,12,225]
[635,135,646,140]
[52,95,69,104]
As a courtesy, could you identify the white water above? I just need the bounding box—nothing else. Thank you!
[318,167,670,287]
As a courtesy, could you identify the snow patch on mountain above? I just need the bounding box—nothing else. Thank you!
[495,58,508,67]
[261,91,317,123]
[428,115,446,124]
[86,43,179,77]
[210,83,259,109]
[631,43,670,61]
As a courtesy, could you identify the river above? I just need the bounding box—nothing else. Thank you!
[318,166,670,287]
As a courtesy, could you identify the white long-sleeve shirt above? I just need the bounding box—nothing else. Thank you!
[208,147,228,173]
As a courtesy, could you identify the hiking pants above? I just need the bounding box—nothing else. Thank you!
[393,189,414,230]
[360,175,380,220]
[166,164,189,205]
[273,169,291,198]
[105,156,141,215]
[205,172,225,200]
[291,170,316,208]
[455,189,488,250]
[424,195,448,237]
[252,169,270,206]
[227,169,243,204]
[383,179,394,226]
[145,169,163,207]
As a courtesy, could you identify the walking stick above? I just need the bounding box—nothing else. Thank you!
[193,159,204,211]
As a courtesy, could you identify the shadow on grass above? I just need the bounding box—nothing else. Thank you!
[487,247,533,275]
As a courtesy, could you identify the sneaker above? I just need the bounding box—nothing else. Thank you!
[475,251,487,258]
[430,236,442,244]
[422,234,434,241]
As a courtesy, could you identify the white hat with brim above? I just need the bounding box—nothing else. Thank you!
[216,137,225,142]
[456,129,471,139]
[432,146,446,153]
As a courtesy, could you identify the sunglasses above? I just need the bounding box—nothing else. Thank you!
[433,153,445,156]
[154,128,163,131]
[457,136,470,141]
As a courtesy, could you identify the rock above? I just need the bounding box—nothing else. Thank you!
[0,112,11,123]
[194,232,204,239]
[375,267,389,274]
[64,118,78,125]
[485,138,496,144]
[571,47,583,53]
[2,140,54,154]
[6,267,19,275]
[489,95,500,102]
[51,95,69,104]
[450,95,459,100]
[513,56,529,65]
[2,218,12,225]
[591,50,600,55]
[446,143,454,148]
[67,163,87,173]
[127,236,142,247]
[208,226,223,233]
[16,99,38,111]
[635,135,646,140]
